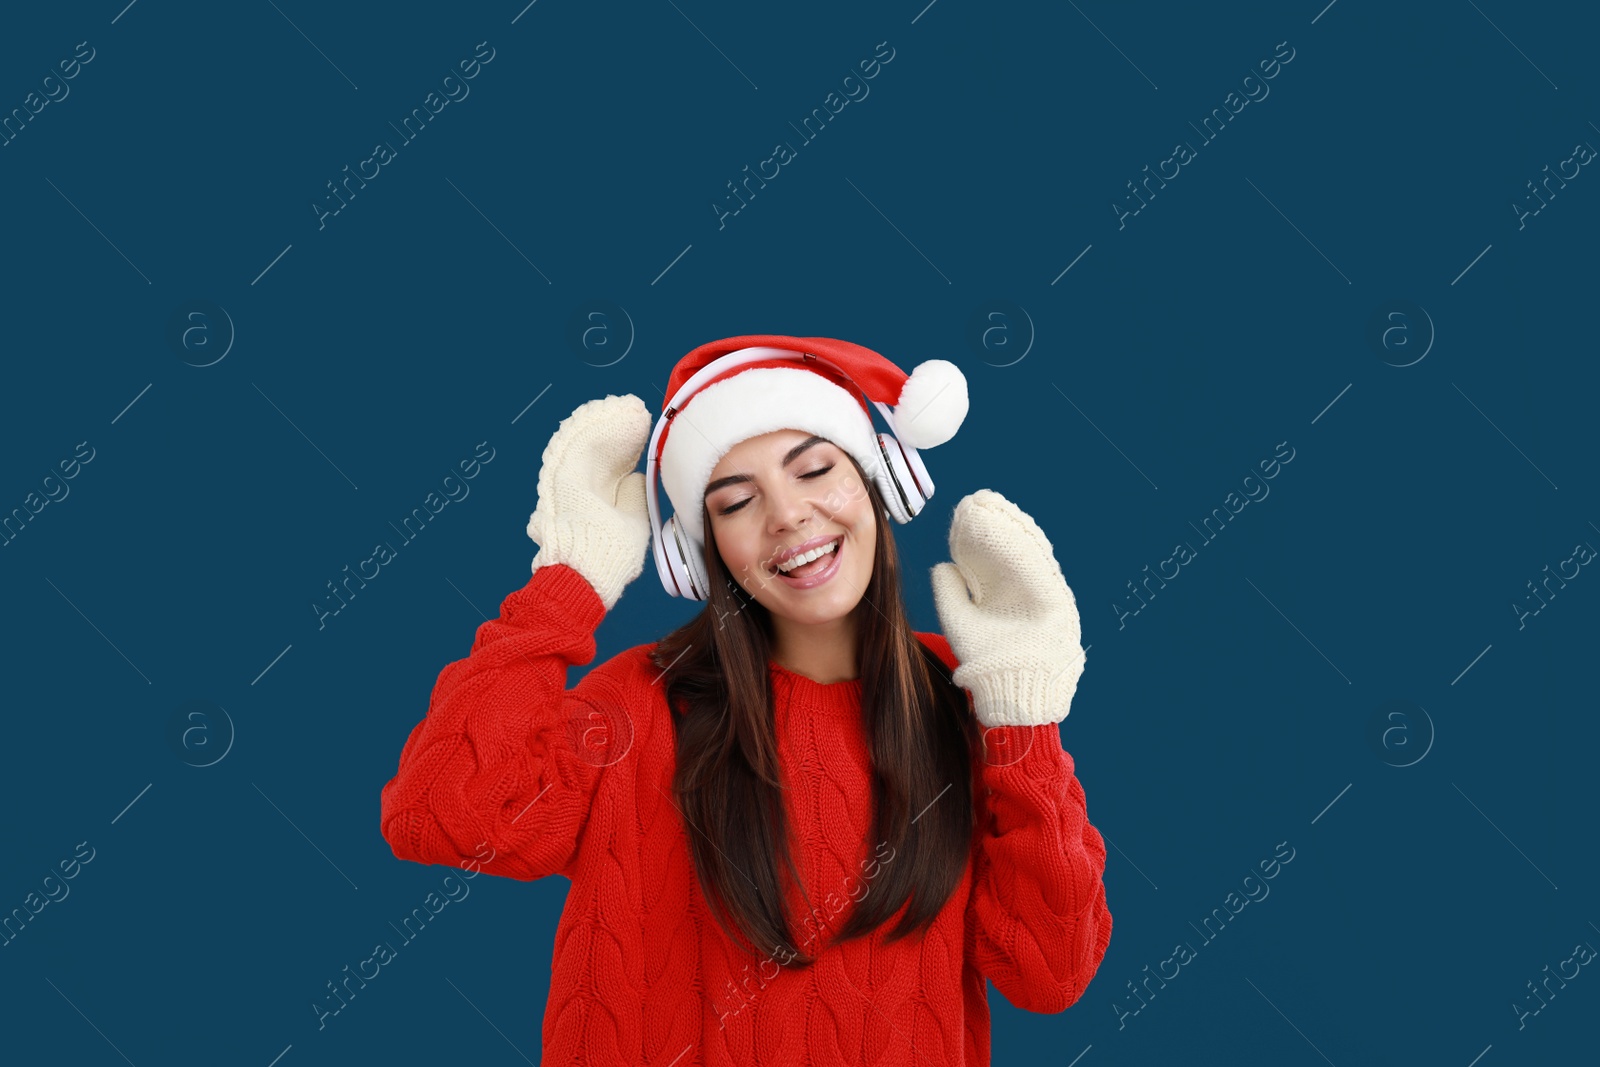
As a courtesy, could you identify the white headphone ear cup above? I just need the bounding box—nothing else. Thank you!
[874,433,931,523]
[682,529,710,601]
[660,516,710,600]
[656,516,682,597]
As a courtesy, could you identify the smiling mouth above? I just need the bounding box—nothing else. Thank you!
[770,535,843,578]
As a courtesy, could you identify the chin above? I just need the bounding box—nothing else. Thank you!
[769,569,873,625]
[777,599,858,626]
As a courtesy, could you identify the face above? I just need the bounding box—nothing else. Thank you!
[704,429,877,626]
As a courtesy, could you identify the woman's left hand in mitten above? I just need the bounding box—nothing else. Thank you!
[930,489,1086,728]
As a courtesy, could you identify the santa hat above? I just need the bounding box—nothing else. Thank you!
[656,334,968,548]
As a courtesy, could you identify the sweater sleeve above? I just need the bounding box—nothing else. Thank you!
[379,563,635,883]
[965,725,1113,1014]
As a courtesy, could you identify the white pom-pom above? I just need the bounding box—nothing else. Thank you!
[894,359,968,449]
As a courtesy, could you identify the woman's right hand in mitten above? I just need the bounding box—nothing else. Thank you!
[526,394,653,612]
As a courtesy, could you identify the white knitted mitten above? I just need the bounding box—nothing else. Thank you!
[929,489,1086,728]
[526,394,653,612]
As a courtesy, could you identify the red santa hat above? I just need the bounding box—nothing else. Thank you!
[655,334,968,548]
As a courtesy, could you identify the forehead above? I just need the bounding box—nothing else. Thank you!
[709,429,825,477]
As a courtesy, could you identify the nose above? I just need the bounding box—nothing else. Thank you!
[767,476,823,536]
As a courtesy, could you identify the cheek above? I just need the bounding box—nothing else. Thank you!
[709,528,737,569]
[851,519,875,567]
[714,525,758,570]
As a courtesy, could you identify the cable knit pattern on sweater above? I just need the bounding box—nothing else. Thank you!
[379,563,1112,1065]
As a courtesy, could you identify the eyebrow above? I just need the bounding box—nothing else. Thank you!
[703,435,829,501]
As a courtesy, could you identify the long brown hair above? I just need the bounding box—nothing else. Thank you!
[649,449,978,967]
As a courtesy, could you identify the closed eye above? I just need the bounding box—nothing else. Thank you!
[716,465,835,515]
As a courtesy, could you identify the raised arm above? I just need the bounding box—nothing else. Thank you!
[381,393,656,882]
[929,488,1112,1012]
[380,564,629,881]
[966,725,1111,1012]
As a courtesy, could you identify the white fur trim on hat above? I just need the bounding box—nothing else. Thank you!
[660,366,878,549]
[894,359,968,450]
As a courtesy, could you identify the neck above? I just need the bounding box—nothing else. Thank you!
[769,611,859,684]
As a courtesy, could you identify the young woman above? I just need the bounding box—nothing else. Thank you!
[380,336,1111,1065]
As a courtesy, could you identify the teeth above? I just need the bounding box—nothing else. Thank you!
[776,538,840,574]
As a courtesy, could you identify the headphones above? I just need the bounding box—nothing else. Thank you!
[645,346,937,601]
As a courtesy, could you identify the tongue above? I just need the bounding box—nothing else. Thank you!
[784,545,834,579]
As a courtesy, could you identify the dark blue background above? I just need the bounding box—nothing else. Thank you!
[2,1,1595,1063]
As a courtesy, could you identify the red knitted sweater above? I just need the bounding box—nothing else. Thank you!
[380,563,1112,1065]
